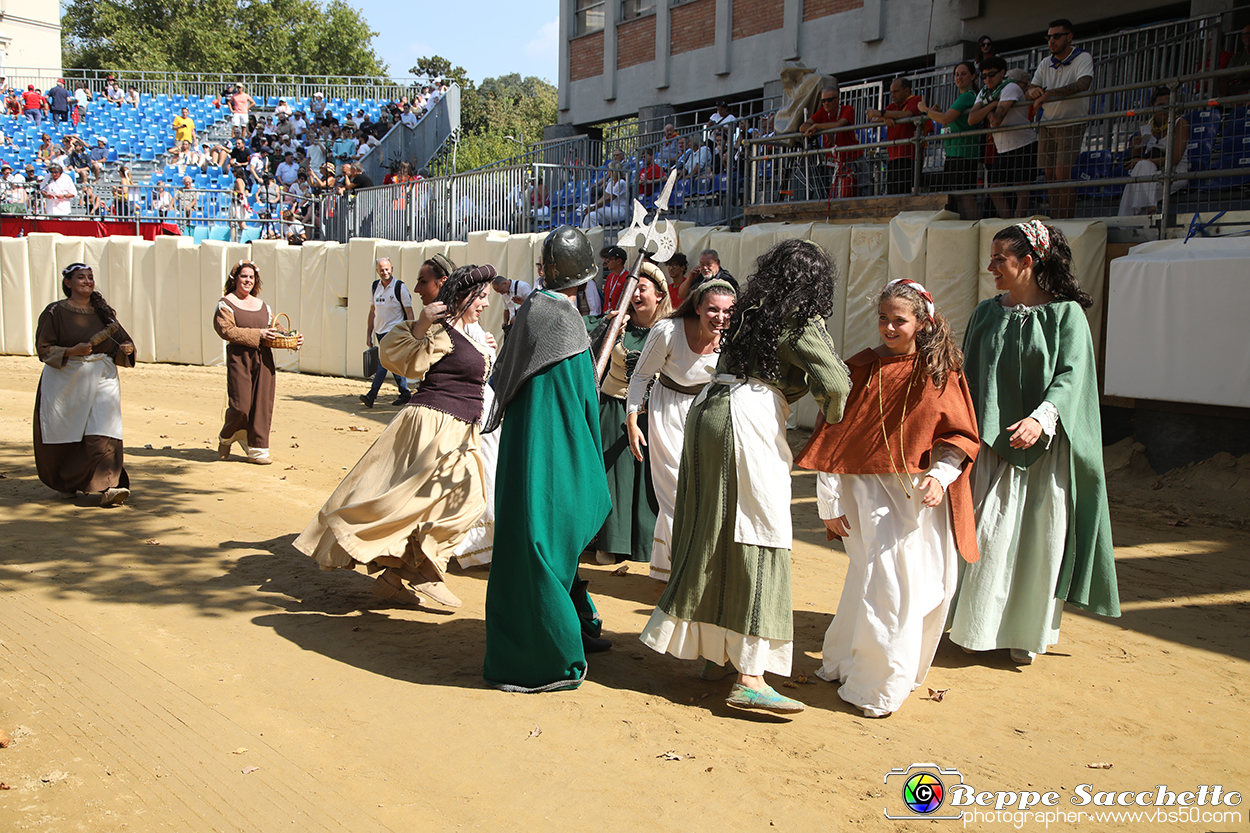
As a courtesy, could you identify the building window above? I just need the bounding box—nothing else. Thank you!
[621,0,655,18]
[575,0,606,35]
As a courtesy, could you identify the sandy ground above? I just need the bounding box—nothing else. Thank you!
[1,354,1248,833]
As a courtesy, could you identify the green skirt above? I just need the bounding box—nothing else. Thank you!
[656,383,794,642]
[597,395,658,562]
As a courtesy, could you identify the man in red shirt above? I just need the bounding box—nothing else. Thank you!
[800,84,863,199]
[22,85,45,125]
[868,76,924,195]
[600,246,630,311]
[636,147,664,198]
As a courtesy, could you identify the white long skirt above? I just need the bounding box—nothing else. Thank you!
[645,383,697,581]
[454,384,497,567]
[947,434,1070,654]
[815,474,958,716]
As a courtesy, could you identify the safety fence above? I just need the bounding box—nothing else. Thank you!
[745,65,1250,232]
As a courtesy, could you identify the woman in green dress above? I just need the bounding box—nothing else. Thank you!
[948,221,1119,664]
[639,238,852,715]
[589,261,672,566]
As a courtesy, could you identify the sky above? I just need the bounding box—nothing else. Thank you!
[352,0,559,85]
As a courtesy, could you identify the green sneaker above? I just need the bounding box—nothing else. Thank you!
[725,683,804,714]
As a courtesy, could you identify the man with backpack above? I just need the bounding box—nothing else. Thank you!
[361,257,414,407]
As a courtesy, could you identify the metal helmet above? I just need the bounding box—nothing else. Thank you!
[540,225,597,291]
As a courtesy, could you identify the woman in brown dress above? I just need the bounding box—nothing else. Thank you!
[294,265,497,609]
[213,260,300,464]
[34,263,137,506]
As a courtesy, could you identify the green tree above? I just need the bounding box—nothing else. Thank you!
[409,60,558,172]
[62,0,388,77]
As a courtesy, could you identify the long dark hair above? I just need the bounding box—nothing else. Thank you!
[721,238,837,381]
[224,260,262,296]
[992,224,1093,308]
[434,264,495,326]
[61,264,117,326]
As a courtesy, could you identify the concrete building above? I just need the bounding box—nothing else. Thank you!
[556,0,1241,129]
[0,0,63,84]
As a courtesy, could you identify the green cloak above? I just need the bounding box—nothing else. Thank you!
[483,303,612,691]
[962,297,1119,617]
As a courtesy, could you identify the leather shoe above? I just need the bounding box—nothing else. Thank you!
[582,634,612,653]
[359,394,374,408]
[411,579,462,608]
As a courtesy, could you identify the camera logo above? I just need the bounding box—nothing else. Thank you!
[884,763,965,820]
[903,771,945,813]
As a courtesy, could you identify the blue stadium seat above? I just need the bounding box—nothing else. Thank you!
[138,147,155,162]
[240,227,262,243]
[1074,150,1113,198]
[1207,135,1250,188]
[208,224,232,241]
[192,225,212,244]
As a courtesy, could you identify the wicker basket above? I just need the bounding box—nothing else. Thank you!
[262,313,301,350]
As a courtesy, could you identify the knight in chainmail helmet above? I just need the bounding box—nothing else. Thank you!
[483,225,614,693]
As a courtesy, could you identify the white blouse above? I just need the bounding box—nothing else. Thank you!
[625,318,718,414]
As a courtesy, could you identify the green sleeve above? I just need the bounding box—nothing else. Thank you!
[778,317,852,423]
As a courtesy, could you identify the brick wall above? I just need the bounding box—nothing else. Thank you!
[617,15,657,69]
[570,31,605,80]
[671,0,716,55]
[732,0,783,40]
[803,0,863,22]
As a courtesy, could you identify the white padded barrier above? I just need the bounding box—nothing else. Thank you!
[104,239,137,360]
[924,220,981,346]
[843,225,892,357]
[271,241,307,373]
[129,241,157,364]
[0,239,32,355]
[175,239,203,366]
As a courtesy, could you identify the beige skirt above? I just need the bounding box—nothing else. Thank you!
[293,405,485,580]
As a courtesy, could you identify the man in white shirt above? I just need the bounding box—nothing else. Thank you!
[151,181,173,216]
[1027,17,1094,220]
[491,275,532,330]
[290,111,308,139]
[400,103,419,128]
[40,163,77,215]
[361,257,414,407]
[1,163,25,205]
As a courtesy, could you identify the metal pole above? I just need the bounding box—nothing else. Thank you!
[1159,82,1179,235]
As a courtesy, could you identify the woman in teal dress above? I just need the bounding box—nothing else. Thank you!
[639,238,852,715]
[588,261,672,566]
[948,221,1119,665]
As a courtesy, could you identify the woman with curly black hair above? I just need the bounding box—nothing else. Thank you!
[34,264,137,505]
[639,238,852,715]
[948,221,1118,666]
[295,265,497,610]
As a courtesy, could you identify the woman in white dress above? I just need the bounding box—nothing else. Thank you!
[625,278,736,581]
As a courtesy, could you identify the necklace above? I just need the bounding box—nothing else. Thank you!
[876,357,919,499]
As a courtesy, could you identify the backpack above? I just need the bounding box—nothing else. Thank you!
[371,277,406,306]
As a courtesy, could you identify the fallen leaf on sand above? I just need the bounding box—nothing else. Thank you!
[527,726,542,739]
[284,466,296,471]
[0,782,9,789]
[242,766,260,774]
[0,728,10,747]
[1086,763,1113,770]
[658,750,693,761]
[232,748,248,755]
[781,681,798,689]
[705,767,713,773]
[145,539,160,545]
[795,673,815,684]
[923,688,950,702]
[159,434,169,438]
[1169,518,1190,527]
[290,443,299,448]
[611,564,628,576]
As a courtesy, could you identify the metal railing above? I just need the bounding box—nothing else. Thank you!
[745,65,1250,233]
[2,67,417,106]
[355,85,461,185]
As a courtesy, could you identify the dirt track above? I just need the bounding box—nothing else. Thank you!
[1,355,1247,832]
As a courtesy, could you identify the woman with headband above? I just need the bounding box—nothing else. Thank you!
[948,221,1119,665]
[214,260,301,464]
[588,261,673,568]
[296,264,497,610]
[624,277,736,581]
[640,239,851,715]
[33,263,137,506]
[794,278,979,717]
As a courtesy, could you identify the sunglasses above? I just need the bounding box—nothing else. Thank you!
[981,70,1002,78]
[1046,32,1071,40]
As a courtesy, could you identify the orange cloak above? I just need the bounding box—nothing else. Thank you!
[794,348,981,562]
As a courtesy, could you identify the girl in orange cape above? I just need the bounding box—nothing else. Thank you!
[794,279,979,718]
